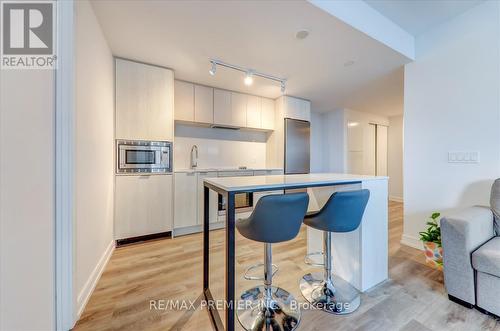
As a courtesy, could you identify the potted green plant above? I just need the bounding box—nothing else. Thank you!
[419,212,443,270]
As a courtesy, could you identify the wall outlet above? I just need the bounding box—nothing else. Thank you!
[448,151,480,163]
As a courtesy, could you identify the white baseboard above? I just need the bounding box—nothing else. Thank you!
[400,234,424,251]
[76,240,115,320]
[389,196,404,203]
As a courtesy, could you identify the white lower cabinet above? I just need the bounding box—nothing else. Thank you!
[174,172,198,228]
[197,171,219,225]
[115,174,173,239]
[174,171,219,234]
[173,169,284,235]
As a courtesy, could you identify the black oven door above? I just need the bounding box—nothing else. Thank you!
[218,192,253,213]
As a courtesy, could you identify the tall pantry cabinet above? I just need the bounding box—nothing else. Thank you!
[114,58,174,240]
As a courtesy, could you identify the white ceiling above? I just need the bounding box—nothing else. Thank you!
[364,0,483,36]
[91,0,410,116]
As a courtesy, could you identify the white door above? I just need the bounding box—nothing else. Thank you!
[346,120,365,175]
[366,124,376,176]
[376,125,388,176]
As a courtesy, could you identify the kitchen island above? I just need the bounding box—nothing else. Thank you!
[202,173,388,331]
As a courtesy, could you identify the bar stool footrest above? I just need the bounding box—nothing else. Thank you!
[305,251,325,267]
[243,263,279,281]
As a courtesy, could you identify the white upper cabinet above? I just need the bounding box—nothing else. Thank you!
[213,89,232,126]
[283,96,298,119]
[261,98,275,130]
[174,80,194,122]
[301,98,311,122]
[194,85,214,124]
[283,96,310,122]
[115,59,174,141]
[246,95,261,129]
[175,82,277,130]
[231,92,247,127]
[175,81,214,124]
[214,89,248,128]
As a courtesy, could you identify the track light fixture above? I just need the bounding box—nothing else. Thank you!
[208,59,287,93]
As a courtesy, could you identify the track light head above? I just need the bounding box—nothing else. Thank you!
[209,61,216,76]
[244,71,253,86]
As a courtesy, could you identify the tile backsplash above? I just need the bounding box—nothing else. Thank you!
[174,124,268,170]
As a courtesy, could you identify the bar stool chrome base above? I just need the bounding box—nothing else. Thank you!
[299,272,360,315]
[237,285,301,331]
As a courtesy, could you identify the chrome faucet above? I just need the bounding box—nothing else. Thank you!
[190,145,198,169]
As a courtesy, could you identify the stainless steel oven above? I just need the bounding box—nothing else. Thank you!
[116,140,172,174]
[217,170,254,215]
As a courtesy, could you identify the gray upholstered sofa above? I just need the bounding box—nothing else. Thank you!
[441,180,500,317]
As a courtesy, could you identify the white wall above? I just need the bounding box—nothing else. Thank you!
[0,72,55,329]
[74,0,115,320]
[174,124,267,169]
[403,0,500,249]
[388,115,403,201]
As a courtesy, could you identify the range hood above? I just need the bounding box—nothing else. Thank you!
[210,124,241,130]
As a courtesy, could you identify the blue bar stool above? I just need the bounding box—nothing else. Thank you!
[300,189,369,315]
[236,193,309,331]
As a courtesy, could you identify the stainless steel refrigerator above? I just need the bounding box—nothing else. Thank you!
[284,118,310,174]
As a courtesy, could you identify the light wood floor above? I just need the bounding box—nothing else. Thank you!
[74,202,500,331]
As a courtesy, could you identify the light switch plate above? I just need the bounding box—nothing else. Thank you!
[448,151,480,163]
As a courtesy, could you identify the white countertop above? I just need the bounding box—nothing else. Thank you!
[204,173,388,192]
[174,167,283,173]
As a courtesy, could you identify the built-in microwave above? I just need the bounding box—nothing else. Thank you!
[116,140,172,174]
